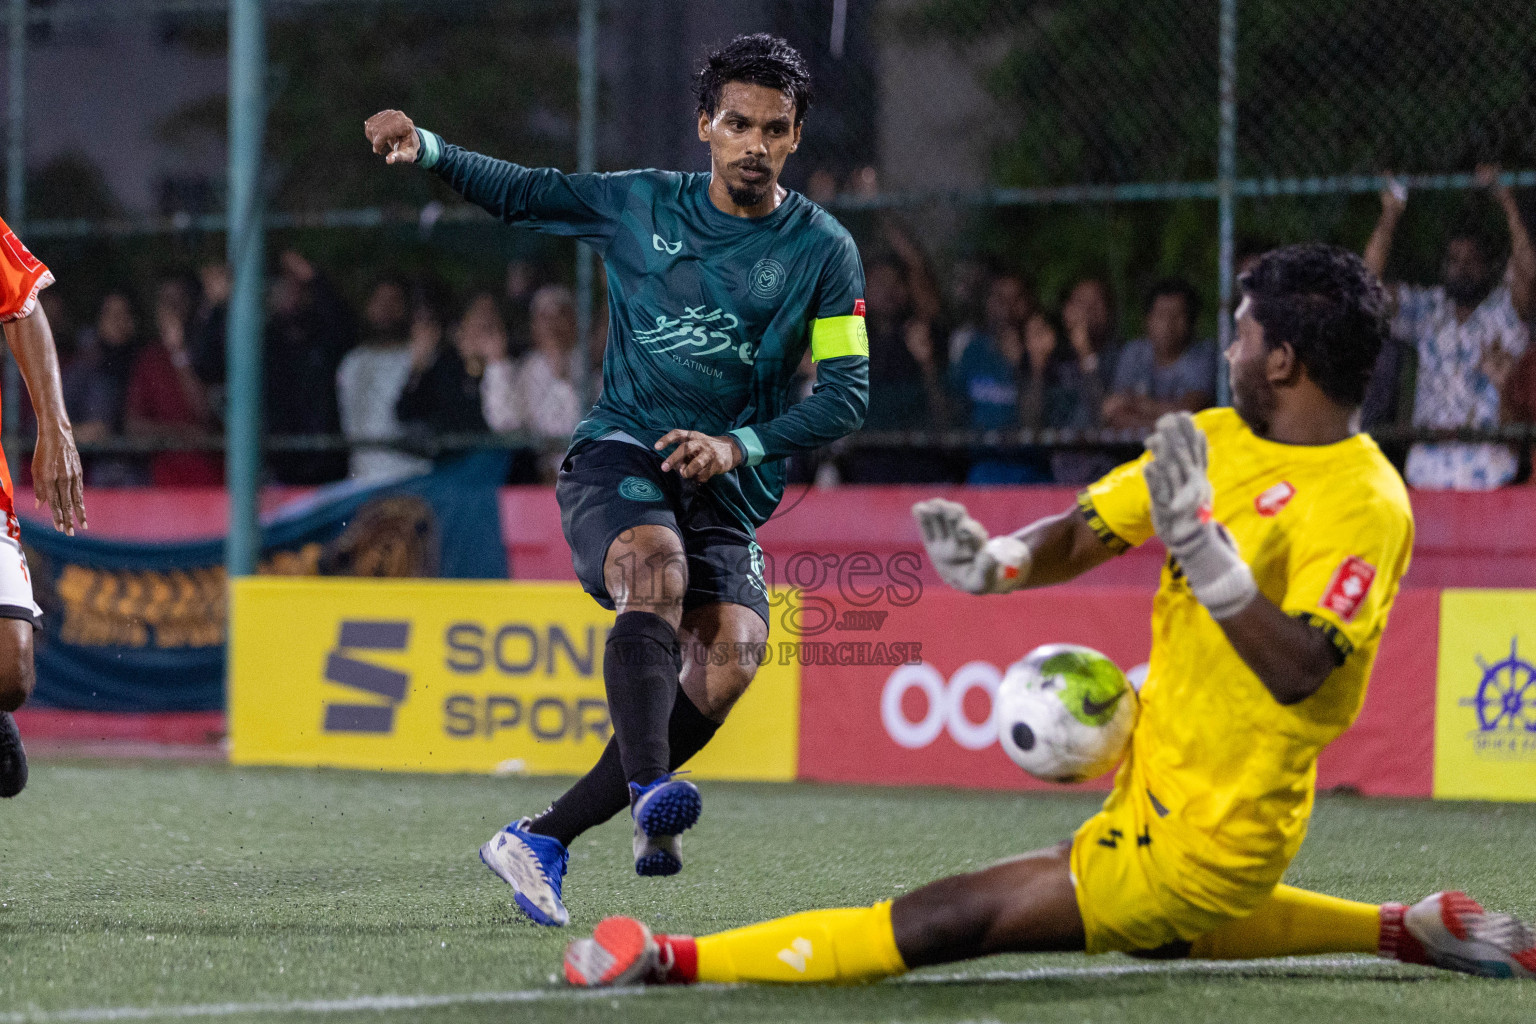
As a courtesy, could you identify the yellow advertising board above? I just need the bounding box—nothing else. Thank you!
[228,578,799,780]
[1434,589,1536,801]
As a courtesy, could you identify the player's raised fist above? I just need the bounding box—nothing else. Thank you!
[365,110,420,165]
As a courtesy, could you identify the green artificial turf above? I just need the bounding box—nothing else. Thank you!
[1,761,1533,1023]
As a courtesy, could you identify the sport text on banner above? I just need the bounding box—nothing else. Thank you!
[228,578,799,779]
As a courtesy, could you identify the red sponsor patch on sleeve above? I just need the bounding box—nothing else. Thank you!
[852,299,866,317]
[1320,556,1376,622]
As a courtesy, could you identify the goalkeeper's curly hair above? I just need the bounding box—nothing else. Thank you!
[1238,243,1389,407]
[695,34,813,126]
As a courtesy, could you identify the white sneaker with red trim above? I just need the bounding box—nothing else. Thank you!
[564,916,659,987]
[1380,891,1536,978]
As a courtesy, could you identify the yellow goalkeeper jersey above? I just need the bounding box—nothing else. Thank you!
[1079,407,1413,892]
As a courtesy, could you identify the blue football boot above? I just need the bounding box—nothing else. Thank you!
[479,817,570,926]
[629,774,702,877]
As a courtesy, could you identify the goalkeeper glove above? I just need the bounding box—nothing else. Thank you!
[1142,413,1257,620]
[912,498,1031,595]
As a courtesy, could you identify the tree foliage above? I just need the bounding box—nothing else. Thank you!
[889,0,1536,326]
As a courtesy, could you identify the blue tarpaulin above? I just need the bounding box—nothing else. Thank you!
[21,452,510,712]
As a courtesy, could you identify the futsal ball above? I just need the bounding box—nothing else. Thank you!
[995,644,1138,784]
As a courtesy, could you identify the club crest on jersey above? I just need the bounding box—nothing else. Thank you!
[1254,481,1295,517]
[749,257,787,299]
[1320,556,1376,622]
[853,299,866,317]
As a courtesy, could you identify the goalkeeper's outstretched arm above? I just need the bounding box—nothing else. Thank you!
[913,499,1115,596]
[1141,412,1342,705]
[1007,508,1119,588]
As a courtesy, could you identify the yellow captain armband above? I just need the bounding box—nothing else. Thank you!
[810,315,870,362]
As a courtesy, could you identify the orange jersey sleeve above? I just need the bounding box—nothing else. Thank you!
[0,216,53,322]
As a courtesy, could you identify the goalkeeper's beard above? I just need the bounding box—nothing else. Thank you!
[1230,358,1277,438]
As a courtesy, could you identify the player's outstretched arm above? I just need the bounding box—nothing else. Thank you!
[912,499,1113,595]
[2,305,85,535]
[1143,413,1336,704]
[364,109,622,244]
[1209,598,1340,705]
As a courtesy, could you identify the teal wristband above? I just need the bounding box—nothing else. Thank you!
[728,427,765,468]
[415,128,443,170]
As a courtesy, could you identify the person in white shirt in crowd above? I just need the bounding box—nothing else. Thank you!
[481,284,585,480]
[336,276,432,482]
[1364,164,1535,490]
[452,291,519,434]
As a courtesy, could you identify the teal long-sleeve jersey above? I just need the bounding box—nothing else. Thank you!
[416,129,870,531]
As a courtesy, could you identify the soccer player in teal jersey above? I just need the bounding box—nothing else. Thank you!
[365,34,869,926]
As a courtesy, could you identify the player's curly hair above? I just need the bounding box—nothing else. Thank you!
[696,34,813,126]
[1238,243,1388,407]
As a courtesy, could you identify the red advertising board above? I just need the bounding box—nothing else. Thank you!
[797,586,1439,797]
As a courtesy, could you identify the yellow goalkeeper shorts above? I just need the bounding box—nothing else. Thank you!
[1070,771,1281,955]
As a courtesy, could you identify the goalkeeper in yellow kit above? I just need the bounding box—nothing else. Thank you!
[563,244,1536,987]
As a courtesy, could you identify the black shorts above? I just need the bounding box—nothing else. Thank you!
[556,440,770,628]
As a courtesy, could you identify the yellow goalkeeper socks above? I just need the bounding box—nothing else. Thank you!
[691,901,908,984]
[677,887,1378,982]
[1189,884,1382,959]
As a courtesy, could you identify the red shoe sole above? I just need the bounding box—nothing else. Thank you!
[564,916,652,986]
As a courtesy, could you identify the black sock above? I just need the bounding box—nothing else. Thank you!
[526,738,626,847]
[527,683,722,847]
[603,610,680,787]
[665,685,720,767]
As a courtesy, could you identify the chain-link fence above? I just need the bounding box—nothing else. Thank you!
[3,0,1536,487]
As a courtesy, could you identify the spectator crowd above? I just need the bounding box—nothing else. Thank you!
[30,165,1536,493]
[32,256,592,488]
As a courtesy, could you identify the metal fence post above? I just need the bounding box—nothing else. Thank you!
[226,0,266,578]
[1216,0,1237,406]
[4,0,25,459]
[574,0,597,406]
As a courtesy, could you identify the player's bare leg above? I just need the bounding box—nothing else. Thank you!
[483,537,772,920]
[677,601,767,723]
[600,525,688,781]
[626,601,766,874]
[523,599,766,845]
[481,525,689,923]
[566,839,1536,985]
[0,618,37,797]
[890,842,1085,964]
[564,842,1085,985]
